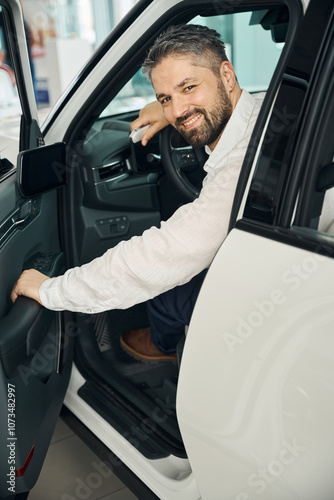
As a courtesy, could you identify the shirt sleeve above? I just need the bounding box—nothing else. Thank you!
[39,146,246,314]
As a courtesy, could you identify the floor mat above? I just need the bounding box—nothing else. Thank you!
[93,303,148,352]
[93,312,113,352]
[93,306,178,390]
[90,307,180,440]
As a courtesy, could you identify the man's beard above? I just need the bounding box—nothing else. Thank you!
[174,81,233,148]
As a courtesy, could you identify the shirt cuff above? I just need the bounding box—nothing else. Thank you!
[39,277,66,311]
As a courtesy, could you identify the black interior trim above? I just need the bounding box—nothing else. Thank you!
[73,314,186,454]
[0,252,65,377]
[78,379,186,459]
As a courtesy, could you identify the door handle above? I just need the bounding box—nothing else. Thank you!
[0,252,65,377]
[12,199,32,227]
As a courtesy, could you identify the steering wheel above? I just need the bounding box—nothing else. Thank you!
[160,125,207,202]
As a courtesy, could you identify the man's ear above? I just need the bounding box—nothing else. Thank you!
[219,61,236,94]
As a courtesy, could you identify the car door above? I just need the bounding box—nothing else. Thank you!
[0,1,73,497]
[177,0,334,498]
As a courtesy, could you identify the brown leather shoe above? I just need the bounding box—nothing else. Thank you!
[120,328,177,363]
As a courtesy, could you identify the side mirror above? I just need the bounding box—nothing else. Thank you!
[17,142,67,198]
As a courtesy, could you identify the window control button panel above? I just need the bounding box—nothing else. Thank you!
[23,252,66,277]
[95,215,129,237]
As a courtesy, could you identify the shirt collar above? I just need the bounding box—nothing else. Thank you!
[204,89,255,171]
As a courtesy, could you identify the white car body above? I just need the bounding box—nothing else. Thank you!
[1,0,333,498]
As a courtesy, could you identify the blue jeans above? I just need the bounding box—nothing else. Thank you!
[148,269,207,354]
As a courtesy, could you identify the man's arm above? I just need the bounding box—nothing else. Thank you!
[130,101,169,146]
[10,102,169,307]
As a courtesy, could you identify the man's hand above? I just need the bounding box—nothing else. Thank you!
[11,269,50,305]
[130,101,169,146]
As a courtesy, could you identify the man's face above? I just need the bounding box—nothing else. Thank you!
[152,55,233,150]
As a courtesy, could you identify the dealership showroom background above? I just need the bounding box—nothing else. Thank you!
[0,0,139,132]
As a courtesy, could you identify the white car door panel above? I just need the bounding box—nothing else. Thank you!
[178,229,334,500]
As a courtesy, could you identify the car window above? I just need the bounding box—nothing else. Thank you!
[101,10,285,117]
[193,11,285,92]
[0,7,22,166]
[296,82,334,237]
[100,68,155,117]
[242,8,334,244]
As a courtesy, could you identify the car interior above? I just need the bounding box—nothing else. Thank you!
[53,0,299,460]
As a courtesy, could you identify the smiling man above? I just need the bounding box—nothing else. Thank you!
[12,24,264,362]
[153,57,234,150]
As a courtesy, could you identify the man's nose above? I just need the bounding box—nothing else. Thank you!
[172,96,190,119]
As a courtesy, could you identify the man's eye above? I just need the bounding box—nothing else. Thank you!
[185,85,195,92]
[161,97,171,104]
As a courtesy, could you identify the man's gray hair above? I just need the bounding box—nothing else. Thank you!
[142,24,229,82]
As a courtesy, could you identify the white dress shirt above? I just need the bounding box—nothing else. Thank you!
[40,90,265,313]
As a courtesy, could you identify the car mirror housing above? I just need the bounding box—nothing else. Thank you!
[17,142,67,198]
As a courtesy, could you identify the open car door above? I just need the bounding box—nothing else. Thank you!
[177,0,334,498]
[0,1,73,498]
